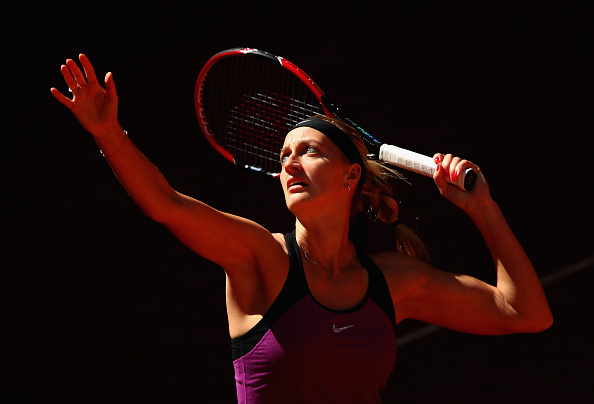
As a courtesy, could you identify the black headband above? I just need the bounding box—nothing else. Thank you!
[292,117,364,171]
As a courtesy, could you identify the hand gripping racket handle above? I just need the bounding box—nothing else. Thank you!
[379,144,477,191]
[320,95,476,191]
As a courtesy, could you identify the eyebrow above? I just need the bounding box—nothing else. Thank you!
[280,138,322,156]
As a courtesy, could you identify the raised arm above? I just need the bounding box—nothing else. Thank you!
[50,54,281,272]
[386,154,552,335]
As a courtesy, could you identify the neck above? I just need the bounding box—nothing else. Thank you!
[294,219,355,274]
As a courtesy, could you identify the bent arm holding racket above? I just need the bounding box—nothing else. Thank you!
[377,155,554,334]
[52,54,551,346]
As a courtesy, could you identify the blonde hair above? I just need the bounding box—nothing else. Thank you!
[312,115,431,263]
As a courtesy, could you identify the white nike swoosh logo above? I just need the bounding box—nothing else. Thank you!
[333,324,355,333]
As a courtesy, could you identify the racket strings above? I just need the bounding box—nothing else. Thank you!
[201,54,324,175]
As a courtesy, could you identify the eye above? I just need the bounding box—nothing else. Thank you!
[280,152,289,164]
[280,145,318,164]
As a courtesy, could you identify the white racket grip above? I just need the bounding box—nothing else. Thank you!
[378,144,476,190]
[379,144,436,177]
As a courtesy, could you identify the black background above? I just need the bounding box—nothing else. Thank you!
[5,1,593,402]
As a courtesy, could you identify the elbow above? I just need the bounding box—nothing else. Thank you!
[141,191,185,224]
[144,206,168,223]
[533,311,554,333]
[498,303,554,334]
[530,302,555,332]
[516,310,554,334]
[141,204,167,223]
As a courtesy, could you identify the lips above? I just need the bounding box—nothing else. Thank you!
[287,177,308,191]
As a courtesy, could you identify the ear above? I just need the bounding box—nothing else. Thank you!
[344,163,362,189]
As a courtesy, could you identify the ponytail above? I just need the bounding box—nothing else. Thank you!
[391,220,432,263]
[361,160,432,263]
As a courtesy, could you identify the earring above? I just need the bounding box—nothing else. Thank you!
[347,184,351,192]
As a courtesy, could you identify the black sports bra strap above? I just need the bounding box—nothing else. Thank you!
[285,231,304,276]
[355,246,397,327]
[263,232,307,321]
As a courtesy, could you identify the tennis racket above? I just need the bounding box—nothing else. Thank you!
[194,48,476,191]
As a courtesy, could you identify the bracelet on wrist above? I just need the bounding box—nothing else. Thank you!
[100,130,128,158]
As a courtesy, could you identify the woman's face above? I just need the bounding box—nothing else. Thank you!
[280,127,356,214]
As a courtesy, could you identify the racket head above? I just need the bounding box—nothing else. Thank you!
[195,48,330,177]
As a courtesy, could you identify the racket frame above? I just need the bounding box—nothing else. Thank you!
[195,47,476,190]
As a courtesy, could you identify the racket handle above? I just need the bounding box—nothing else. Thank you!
[379,144,476,191]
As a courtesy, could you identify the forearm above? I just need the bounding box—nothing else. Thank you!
[467,199,553,331]
[95,124,179,221]
[53,55,184,224]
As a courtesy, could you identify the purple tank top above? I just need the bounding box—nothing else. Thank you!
[231,232,397,403]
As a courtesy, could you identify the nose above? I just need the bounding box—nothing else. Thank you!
[282,153,301,173]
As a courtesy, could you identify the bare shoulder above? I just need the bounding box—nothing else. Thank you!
[255,232,289,271]
[250,232,290,290]
[226,232,289,317]
[370,251,436,306]
[223,229,288,292]
[272,232,289,253]
[371,250,433,275]
[226,231,290,337]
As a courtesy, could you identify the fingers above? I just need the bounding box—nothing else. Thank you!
[432,155,449,192]
[433,153,474,183]
[62,53,99,95]
[60,63,79,93]
[52,53,102,106]
[433,153,484,195]
[59,59,85,97]
[65,56,87,87]
[50,87,73,109]
[79,53,99,84]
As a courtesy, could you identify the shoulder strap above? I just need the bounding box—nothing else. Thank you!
[355,246,397,327]
[262,231,307,322]
[285,230,305,276]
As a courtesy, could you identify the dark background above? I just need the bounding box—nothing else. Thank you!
[5,1,593,402]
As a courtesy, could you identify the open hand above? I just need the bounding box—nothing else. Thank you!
[50,54,119,137]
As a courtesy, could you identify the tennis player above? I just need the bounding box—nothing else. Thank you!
[52,54,552,404]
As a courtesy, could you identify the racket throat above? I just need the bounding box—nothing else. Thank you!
[234,157,280,178]
[320,94,383,157]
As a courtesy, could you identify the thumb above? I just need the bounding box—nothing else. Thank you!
[105,72,118,99]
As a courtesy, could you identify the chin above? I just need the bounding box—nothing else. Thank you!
[284,192,313,215]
